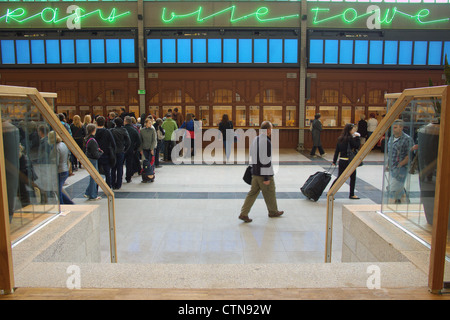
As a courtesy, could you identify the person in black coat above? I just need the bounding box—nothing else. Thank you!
[124,115,141,183]
[331,123,361,199]
[310,113,325,157]
[110,117,131,190]
[95,116,116,188]
[357,114,368,145]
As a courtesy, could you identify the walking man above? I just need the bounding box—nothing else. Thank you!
[387,119,414,203]
[239,121,284,223]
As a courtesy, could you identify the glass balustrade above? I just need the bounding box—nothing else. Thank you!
[1,93,60,244]
[380,96,449,266]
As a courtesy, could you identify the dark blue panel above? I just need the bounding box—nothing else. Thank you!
[354,40,368,64]
[284,39,298,63]
[413,41,427,65]
[339,40,353,64]
[324,39,338,64]
[428,41,442,65]
[76,39,90,64]
[16,40,30,64]
[31,40,45,64]
[177,39,191,63]
[399,41,412,65]
[208,39,221,63]
[193,39,206,63]
[121,39,135,63]
[162,39,175,63]
[1,40,15,64]
[238,39,252,63]
[309,39,323,64]
[61,39,75,64]
[369,40,383,64]
[223,39,237,63]
[106,39,120,63]
[384,41,398,65]
[91,39,105,64]
[269,39,282,63]
[254,39,267,63]
[147,39,161,63]
[46,39,60,64]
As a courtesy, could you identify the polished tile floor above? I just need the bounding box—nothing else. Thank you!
[66,148,386,264]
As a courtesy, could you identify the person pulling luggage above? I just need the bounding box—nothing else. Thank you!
[331,123,361,199]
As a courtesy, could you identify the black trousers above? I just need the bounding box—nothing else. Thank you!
[331,159,356,197]
[310,145,325,156]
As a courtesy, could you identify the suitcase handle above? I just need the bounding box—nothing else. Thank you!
[327,163,337,175]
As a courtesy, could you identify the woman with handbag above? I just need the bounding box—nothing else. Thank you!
[331,123,361,199]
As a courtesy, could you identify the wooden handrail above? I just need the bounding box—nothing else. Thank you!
[0,86,117,267]
[325,86,449,293]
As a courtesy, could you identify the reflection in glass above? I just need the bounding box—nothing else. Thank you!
[249,106,260,127]
[236,106,246,126]
[263,106,282,127]
[380,97,449,264]
[199,106,209,126]
[319,106,338,127]
[213,106,232,126]
[286,106,296,126]
[341,106,351,126]
[1,95,60,244]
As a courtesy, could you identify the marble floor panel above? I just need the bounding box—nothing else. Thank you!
[64,149,385,264]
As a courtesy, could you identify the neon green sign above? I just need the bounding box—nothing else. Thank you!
[0,6,131,27]
[311,6,449,28]
[161,5,300,24]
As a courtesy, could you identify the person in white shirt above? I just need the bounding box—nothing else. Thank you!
[367,113,378,139]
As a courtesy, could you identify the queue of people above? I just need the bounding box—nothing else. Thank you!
[6,105,412,224]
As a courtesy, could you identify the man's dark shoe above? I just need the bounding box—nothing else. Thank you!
[239,215,253,223]
[268,211,284,218]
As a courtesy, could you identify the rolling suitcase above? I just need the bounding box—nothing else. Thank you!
[301,166,334,201]
[141,156,155,183]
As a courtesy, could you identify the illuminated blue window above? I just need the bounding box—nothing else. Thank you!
[254,39,267,63]
[147,39,161,63]
[1,40,15,64]
[413,41,427,65]
[354,40,368,64]
[177,39,191,63]
[284,39,297,63]
[443,42,450,63]
[31,40,45,64]
[121,39,135,63]
[384,41,398,65]
[339,40,353,64]
[223,39,237,63]
[106,39,120,63]
[162,39,176,63]
[309,39,323,64]
[16,40,30,64]
[193,39,206,63]
[46,40,60,64]
[238,39,252,63]
[208,39,221,63]
[324,39,338,64]
[399,41,412,65]
[269,39,282,63]
[76,39,90,64]
[91,39,105,63]
[61,39,75,64]
[428,41,442,65]
[369,40,383,64]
